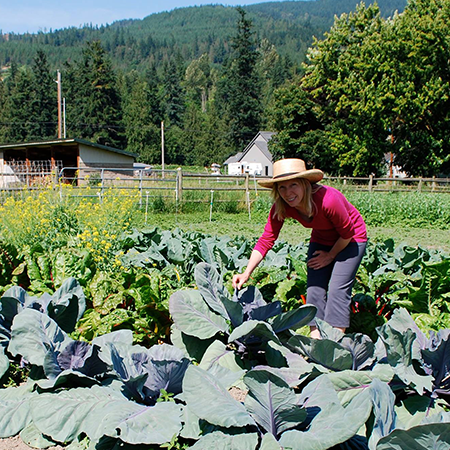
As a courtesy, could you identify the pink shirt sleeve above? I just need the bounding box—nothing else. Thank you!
[253,204,284,257]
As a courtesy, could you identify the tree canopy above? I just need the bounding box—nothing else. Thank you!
[269,0,450,177]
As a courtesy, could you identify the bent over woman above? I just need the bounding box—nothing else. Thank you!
[232,158,367,339]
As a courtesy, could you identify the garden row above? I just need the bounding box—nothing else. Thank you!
[0,191,449,448]
[0,261,449,449]
[1,225,449,345]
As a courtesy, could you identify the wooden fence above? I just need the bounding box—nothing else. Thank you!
[0,166,449,205]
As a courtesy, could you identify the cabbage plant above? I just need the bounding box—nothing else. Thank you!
[169,262,316,366]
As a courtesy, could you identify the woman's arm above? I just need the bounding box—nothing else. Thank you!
[307,237,352,270]
[232,249,264,289]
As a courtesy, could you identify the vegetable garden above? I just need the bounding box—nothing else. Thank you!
[0,188,449,449]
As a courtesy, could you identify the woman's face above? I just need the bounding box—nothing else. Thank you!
[277,179,305,209]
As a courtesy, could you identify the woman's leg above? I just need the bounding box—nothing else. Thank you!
[306,242,334,329]
[324,242,367,329]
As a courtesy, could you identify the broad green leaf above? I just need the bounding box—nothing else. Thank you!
[288,335,353,371]
[376,423,450,450]
[260,433,283,450]
[47,277,86,333]
[280,389,373,450]
[115,401,183,445]
[269,304,317,333]
[297,374,340,409]
[368,378,397,450]
[228,320,280,344]
[395,396,447,430]
[9,309,72,366]
[194,262,232,319]
[182,365,255,428]
[170,326,215,362]
[0,346,8,379]
[20,423,58,449]
[244,369,307,436]
[199,340,244,374]
[377,325,433,394]
[30,385,183,445]
[180,404,202,440]
[169,289,229,339]
[327,367,394,405]
[190,431,258,450]
[0,382,36,437]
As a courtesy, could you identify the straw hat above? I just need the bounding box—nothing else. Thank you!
[258,158,323,188]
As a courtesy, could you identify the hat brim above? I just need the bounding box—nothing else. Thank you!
[257,169,323,188]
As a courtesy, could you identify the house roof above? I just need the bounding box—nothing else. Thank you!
[0,138,138,158]
[224,152,243,165]
[223,132,276,165]
[240,131,275,162]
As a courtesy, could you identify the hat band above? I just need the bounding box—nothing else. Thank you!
[273,171,302,179]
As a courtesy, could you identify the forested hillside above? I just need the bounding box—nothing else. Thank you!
[0,0,406,71]
[2,0,447,179]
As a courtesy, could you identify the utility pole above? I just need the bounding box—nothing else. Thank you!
[63,97,66,138]
[57,70,62,139]
[161,120,165,179]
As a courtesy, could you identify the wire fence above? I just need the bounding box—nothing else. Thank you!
[0,164,449,207]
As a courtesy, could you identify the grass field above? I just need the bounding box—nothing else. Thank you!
[140,210,450,252]
[1,187,449,253]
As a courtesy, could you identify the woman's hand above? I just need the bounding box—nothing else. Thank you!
[307,250,334,270]
[232,272,250,290]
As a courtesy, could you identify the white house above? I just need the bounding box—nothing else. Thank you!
[224,131,275,176]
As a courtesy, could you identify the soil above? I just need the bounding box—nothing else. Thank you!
[0,436,65,450]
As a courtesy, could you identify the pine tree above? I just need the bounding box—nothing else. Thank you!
[30,50,56,140]
[65,41,125,148]
[122,73,161,164]
[220,7,263,152]
[1,67,34,143]
[162,59,185,127]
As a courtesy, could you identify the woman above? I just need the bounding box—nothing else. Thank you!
[232,158,367,338]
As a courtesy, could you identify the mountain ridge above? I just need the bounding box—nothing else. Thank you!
[0,0,407,71]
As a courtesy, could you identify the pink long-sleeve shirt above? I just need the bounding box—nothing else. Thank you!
[254,185,367,257]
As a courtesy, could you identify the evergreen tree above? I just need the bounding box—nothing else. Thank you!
[1,67,34,143]
[122,73,161,164]
[65,41,125,148]
[162,59,185,127]
[30,50,56,140]
[0,52,56,143]
[220,7,263,152]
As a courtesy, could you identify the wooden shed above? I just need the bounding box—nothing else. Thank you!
[0,138,137,187]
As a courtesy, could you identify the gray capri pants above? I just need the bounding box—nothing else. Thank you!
[306,241,367,328]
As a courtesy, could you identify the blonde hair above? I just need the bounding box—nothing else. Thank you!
[271,178,320,221]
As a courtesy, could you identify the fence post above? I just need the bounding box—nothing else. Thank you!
[100,169,105,201]
[139,169,143,208]
[209,190,214,222]
[418,177,422,192]
[245,173,250,210]
[368,174,373,192]
[432,176,436,192]
[177,167,183,203]
[145,191,149,225]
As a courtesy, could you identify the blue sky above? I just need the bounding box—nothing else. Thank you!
[0,0,287,34]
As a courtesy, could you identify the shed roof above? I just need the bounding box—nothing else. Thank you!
[0,138,137,158]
